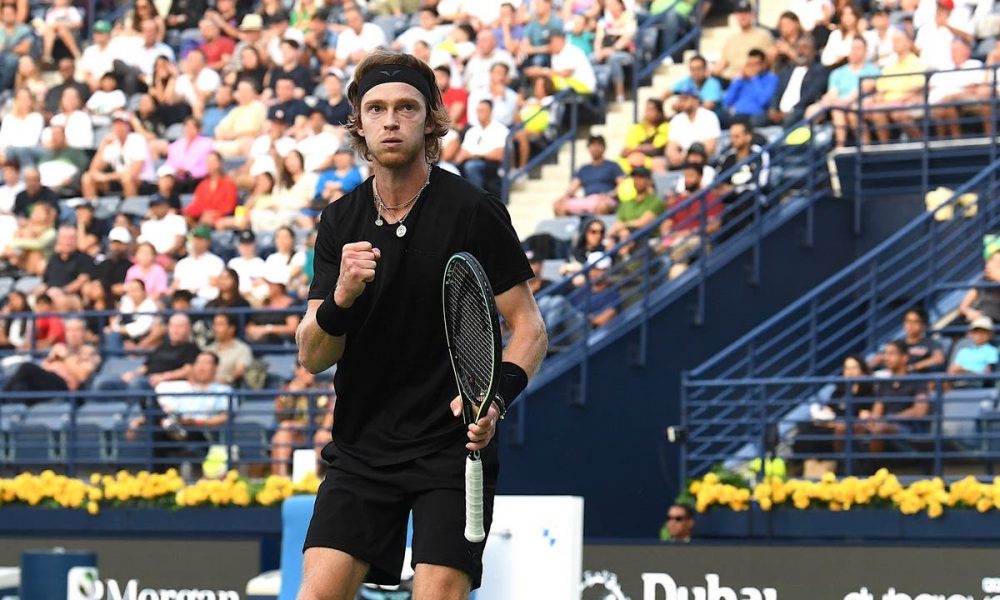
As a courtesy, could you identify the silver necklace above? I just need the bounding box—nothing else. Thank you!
[373,170,431,238]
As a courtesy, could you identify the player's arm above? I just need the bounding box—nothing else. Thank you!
[496,280,547,378]
[297,299,347,373]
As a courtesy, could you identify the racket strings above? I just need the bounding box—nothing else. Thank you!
[446,262,495,407]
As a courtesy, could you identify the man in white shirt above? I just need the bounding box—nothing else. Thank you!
[456,100,509,194]
[525,30,595,95]
[0,161,24,215]
[138,195,187,257]
[77,19,116,91]
[930,37,986,137]
[174,49,221,120]
[334,7,388,74]
[393,8,450,53]
[247,109,297,177]
[227,229,266,295]
[81,111,155,199]
[170,225,225,302]
[915,0,973,72]
[297,109,342,172]
[463,29,518,90]
[129,18,176,84]
[466,63,519,128]
[666,85,722,169]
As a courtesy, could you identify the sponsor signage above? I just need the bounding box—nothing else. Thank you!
[583,545,1000,600]
[67,567,240,600]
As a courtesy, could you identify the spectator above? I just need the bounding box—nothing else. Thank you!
[198,18,236,72]
[124,0,165,38]
[229,172,283,232]
[0,160,23,214]
[170,225,225,302]
[272,76,313,136]
[1,88,44,167]
[73,201,101,256]
[205,267,252,312]
[663,503,695,543]
[394,8,448,53]
[78,21,116,93]
[435,65,468,130]
[213,79,267,159]
[163,117,213,192]
[715,120,769,236]
[808,36,878,147]
[184,151,239,228]
[105,278,160,351]
[131,94,170,158]
[675,144,716,193]
[125,241,170,300]
[122,19,176,95]
[958,243,1000,324]
[593,0,636,104]
[125,351,231,470]
[456,100,509,194]
[165,0,205,40]
[864,29,926,143]
[769,11,806,72]
[271,149,317,227]
[205,313,253,386]
[465,29,518,90]
[865,340,930,452]
[553,134,623,216]
[0,3,34,92]
[521,0,563,68]
[565,217,609,270]
[92,226,134,298]
[316,71,351,127]
[267,39,312,96]
[42,59,90,117]
[2,318,99,397]
[81,112,155,200]
[39,0,82,64]
[138,195,188,261]
[948,317,998,377]
[47,86,93,150]
[467,62,519,128]
[29,293,64,350]
[789,0,833,37]
[0,290,30,351]
[314,146,363,204]
[37,125,87,192]
[767,37,828,128]
[659,162,721,277]
[202,83,235,137]
[623,99,670,159]
[929,38,985,138]
[869,312,941,375]
[43,226,93,295]
[915,0,972,72]
[863,6,895,68]
[3,201,56,276]
[609,166,663,238]
[12,167,58,218]
[710,0,774,83]
[245,109,296,180]
[723,49,779,126]
[175,49,221,120]
[821,3,866,68]
[246,262,301,344]
[229,42,267,93]
[85,73,127,122]
[101,313,200,393]
[228,231,266,296]
[666,86,722,168]
[569,252,621,327]
[665,55,723,112]
[536,30,596,95]
[333,6,388,74]
[271,363,335,476]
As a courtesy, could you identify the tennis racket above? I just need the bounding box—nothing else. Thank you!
[442,252,502,543]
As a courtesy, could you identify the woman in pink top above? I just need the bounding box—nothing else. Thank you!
[124,242,169,300]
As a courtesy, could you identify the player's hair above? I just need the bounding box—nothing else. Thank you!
[346,50,450,163]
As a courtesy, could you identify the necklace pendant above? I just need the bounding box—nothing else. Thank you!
[375,216,383,226]
[396,223,407,237]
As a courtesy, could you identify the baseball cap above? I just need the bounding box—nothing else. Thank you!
[631,166,652,178]
[268,106,292,124]
[937,0,954,10]
[237,229,256,244]
[263,263,290,286]
[586,251,612,271]
[92,20,112,33]
[109,226,132,244]
[111,110,131,123]
[676,82,700,97]
[149,194,168,206]
[734,0,753,12]
[156,165,176,179]
[190,225,212,239]
[970,316,994,332]
[240,13,263,31]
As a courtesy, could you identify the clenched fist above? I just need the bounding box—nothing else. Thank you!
[333,241,381,308]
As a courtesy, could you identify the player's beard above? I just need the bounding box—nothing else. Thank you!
[370,134,425,169]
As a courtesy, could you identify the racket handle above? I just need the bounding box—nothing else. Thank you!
[464,456,486,543]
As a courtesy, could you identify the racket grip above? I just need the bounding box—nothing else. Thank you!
[464,456,486,543]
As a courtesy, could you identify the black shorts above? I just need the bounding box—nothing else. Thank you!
[303,439,499,590]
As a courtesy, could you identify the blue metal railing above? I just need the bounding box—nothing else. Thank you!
[682,159,1000,478]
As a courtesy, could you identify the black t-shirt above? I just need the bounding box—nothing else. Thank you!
[146,341,201,375]
[273,98,312,123]
[308,166,533,466]
[904,336,943,372]
[268,65,314,92]
[91,254,131,297]
[875,378,927,417]
[13,187,59,218]
[320,96,350,127]
[43,251,94,288]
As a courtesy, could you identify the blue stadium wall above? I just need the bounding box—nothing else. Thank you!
[498,191,929,538]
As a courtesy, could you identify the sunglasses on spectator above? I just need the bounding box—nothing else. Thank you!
[588,228,604,234]
[667,515,688,521]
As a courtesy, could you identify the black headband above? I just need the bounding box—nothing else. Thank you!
[355,65,437,109]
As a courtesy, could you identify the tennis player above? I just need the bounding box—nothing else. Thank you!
[295,50,548,600]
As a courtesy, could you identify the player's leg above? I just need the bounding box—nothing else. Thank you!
[297,547,368,600]
[411,563,471,600]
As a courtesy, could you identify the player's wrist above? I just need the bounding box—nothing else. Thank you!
[494,361,529,420]
[316,292,352,337]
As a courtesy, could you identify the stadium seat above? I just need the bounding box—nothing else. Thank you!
[94,196,122,221]
[534,217,581,242]
[13,276,42,295]
[0,277,12,298]
[653,171,682,197]
[541,259,566,283]
[10,424,58,464]
[942,388,999,443]
[180,193,195,209]
[90,357,145,389]
[120,196,152,218]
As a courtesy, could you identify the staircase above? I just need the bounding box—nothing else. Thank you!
[506,0,791,237]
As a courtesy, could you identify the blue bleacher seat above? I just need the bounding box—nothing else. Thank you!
[264,354,298,382]
[534,217,581,242]
[0,276,13,298]
[13,276,41,295]
[180,193,195,209]
[942,388,999,442]
[653,171,682,197]
[94,196,121,221]
[10,424,55,463]
[120,196,152,218]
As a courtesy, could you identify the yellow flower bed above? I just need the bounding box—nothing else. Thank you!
[690,469,1000,519]
[0,470,321,515]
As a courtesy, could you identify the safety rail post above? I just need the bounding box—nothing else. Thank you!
[853,78,866,235]
[804,116,817,247]
[844,383,854,476]
[808,297,818,377]
[933,376,944,476]
[66,401,78,477]
[569,97,579,177]
[679,371,689,486]
[865,260,879,351]
[926,215,938,312]
[920,72,930,198]
[757,382,767,486]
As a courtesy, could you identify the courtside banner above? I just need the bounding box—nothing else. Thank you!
[583,544,1000,600]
